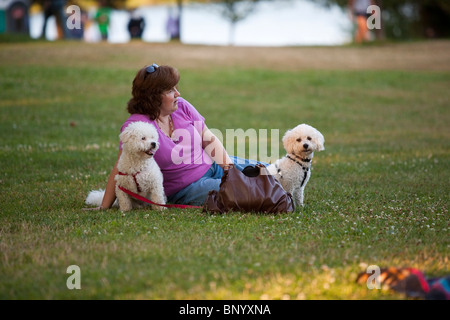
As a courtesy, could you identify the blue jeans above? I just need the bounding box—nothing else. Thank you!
[167,156,268,206]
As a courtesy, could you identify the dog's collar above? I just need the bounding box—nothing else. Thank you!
[286,155,311,172]
[286,154,311,165]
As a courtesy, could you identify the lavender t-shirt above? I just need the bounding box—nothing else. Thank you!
[120,98,212,196]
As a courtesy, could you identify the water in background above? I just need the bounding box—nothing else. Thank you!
[30,0,353,46]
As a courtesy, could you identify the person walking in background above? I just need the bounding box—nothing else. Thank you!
[94,0,111,41]
[348,0,374,43]
[41,0,67,39]
[166,7,180,41]
[127,10,145,39]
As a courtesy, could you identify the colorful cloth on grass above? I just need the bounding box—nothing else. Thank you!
[356,267,450,300]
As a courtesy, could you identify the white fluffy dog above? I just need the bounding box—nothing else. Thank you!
[267,124,324,207]
[85,121,166,212]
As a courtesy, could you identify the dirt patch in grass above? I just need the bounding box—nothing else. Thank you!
[1,40,449,72]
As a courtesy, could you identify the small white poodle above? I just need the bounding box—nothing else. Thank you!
[85,121,166,212]
[267,124,325,207]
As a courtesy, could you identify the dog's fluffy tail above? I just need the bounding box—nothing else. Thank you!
[85,189,105,207]
[85,189,119,208]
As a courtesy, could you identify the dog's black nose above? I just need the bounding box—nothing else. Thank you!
[151,142,156,148]
[303,143,309,149]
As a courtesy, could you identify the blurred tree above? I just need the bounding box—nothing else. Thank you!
[207,0,264,45]
[315,0,450,39]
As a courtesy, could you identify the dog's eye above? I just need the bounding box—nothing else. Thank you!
[296,138,301,142]
[142,137,146,140]
[307,137,312,141]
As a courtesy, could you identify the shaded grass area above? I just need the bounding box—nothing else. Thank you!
[0,42,449,299]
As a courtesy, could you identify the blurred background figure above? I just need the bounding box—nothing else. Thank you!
[41,0,67,39]
[127,9,145,39]
[348,0,374,43]
[94,0,110,41]
[21,0,450,45]
[1,0,30,35]
[166,6,180,41]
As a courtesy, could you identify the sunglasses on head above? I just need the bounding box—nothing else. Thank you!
[145,63,159,74]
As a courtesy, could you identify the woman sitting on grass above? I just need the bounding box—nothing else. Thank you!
[91,64,264,209]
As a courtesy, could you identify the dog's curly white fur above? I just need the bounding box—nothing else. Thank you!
[267,124,324,207]
[85,121,166,212]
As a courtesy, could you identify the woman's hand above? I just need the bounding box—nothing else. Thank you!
[222,164,233,171]
[82,206,106,211]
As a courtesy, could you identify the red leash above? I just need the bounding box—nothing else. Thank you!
[118,171,142,192]
[117,185,203,209]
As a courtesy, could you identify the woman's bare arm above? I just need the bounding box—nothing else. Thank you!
[84,149,122,210]
[202,125,233,169]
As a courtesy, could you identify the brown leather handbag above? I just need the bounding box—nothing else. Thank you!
[203,164,295,214]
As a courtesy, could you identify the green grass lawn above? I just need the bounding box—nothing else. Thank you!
[0,41,448,300]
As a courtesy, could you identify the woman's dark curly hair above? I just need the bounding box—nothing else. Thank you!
[127,65,180,120]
